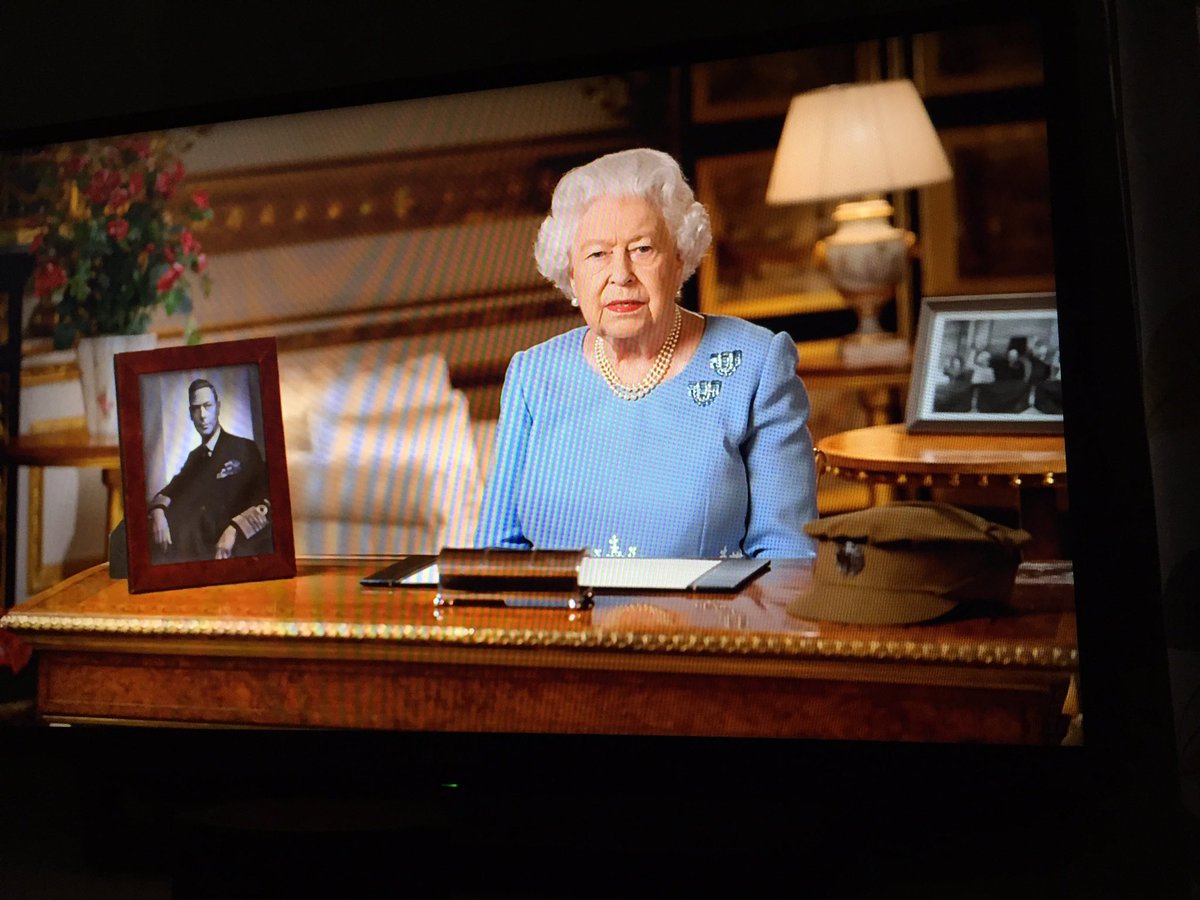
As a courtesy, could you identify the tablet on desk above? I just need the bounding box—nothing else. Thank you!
[359,555,439,587]
[360,555,769,592]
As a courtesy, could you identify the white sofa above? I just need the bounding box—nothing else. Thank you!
[277,342,497,557]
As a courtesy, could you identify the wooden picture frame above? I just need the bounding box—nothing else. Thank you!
[913,21,1044,97]
[919,121,1056,297]
[115,337,296,593]
[691,43,879,123]
[695,150,844,320]
[905,293,1061,434]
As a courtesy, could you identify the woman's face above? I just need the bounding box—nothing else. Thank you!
[569,194,683,344]
[947,356,962,375]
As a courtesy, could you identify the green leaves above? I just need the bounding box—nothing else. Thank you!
[183,315,202,346]
[67,264,91,300]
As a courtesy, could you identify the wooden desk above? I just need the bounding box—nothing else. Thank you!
[0,558,1077,744]
[817,424,1068,559]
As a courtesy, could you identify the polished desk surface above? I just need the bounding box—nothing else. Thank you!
[1,558,1077,742]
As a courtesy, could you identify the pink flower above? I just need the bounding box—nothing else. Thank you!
[191,191,209,211]
[180,229,199,255]
[156,261,185,293]
[34,262,67,298]
[107,219,129,240]
[107,187,130,210]
[193,253,208,274]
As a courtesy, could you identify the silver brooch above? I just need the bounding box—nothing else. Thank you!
[688,380,722,407]
[709,350,742,377]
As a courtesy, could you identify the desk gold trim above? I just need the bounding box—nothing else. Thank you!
[0,608,1076,670]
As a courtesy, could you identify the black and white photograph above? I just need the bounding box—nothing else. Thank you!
[141,365,273,565]
[115,337,296,593]
[906,293,1062,433]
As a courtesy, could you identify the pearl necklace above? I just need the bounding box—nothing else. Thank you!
[594,306,682,401]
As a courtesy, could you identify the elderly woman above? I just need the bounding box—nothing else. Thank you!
[474,148,817,558]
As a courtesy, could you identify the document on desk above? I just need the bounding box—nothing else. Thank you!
[387,557,768,592]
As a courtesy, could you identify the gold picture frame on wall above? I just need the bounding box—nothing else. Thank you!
[695,150,844,320]
[691,43,880,123]
[913,21,1044,97]
[919,121,1056,297]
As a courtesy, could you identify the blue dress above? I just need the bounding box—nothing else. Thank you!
[474,315,818,558]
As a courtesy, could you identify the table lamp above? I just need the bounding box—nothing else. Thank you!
[767,78,951,366]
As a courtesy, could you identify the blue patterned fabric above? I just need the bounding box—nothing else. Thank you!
[474,315,818,558]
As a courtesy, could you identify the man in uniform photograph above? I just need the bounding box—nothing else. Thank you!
[147,378,273,563]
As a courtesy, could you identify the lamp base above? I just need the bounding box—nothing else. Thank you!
[840,333,911,368]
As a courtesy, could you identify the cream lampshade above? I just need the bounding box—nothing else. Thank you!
[767,78,951,366]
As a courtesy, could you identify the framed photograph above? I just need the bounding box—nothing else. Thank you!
[919,121,1056,297]
[913,21,1044,97]
[905,293,1062,434]
[115,337,296,593]
[695,150,844,320]
[691,43,878,123]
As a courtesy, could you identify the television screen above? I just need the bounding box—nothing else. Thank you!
[0,2,1187,897]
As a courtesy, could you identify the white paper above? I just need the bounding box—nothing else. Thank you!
[578,557,720,589]
[399,558,722,590]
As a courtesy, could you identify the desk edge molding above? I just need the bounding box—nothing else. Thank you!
[0,611,1078,670]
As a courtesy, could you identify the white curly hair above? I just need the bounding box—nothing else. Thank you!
[533,148,713,303]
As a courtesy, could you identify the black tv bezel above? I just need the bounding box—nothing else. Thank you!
[0,0,1186,894]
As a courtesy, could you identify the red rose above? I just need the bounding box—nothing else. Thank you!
[107,218,129,240]
[180,229,199,255]
[164,245,176,264]
[128,171,145,197]
[84,169,121,205]
[193,253,208,274]
[192,191,210,211]
[107,187,130,210]
[65,154,90,176]
[156,261,185,293]
[33,262,67,298]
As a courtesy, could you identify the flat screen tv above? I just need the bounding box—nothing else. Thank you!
[0,1,1187,897]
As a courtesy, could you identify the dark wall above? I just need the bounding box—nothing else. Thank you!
[1,1,1029,144]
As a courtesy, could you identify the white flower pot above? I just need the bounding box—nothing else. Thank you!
[76,334,158,440]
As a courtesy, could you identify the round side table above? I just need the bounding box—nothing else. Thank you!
[816,424,1068,559]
